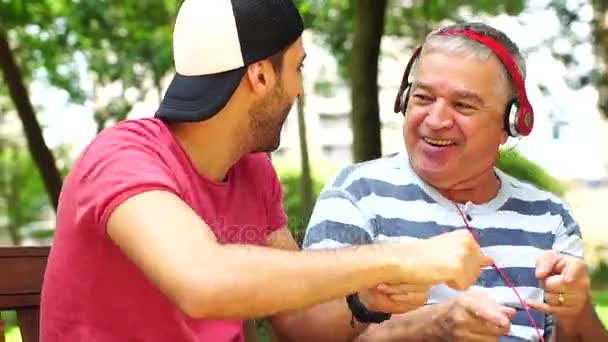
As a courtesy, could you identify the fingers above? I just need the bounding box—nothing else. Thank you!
[376,283,429,294]
[526,300,569,316]
[455,311,510,340]
[543,274,566,294]
[480,255,494,268]
[448,293,513,340]
[543,292,566,307]
[360,284,430,314]
[536,251,562,279]
[389,291,428,304]
[468,306,512,329]
[501,306,517,319]
[561,258,588,284]
[469,316,512,336]
[461,294,512,328]
[376,284,429,305]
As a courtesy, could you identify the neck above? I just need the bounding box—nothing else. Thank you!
[169,115,249,183]
[438,170,501,204]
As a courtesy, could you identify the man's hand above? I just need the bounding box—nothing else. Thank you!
[412,230,494,290]
[359,283,430,314]
[439,291,516,341]
[526,251,591,335]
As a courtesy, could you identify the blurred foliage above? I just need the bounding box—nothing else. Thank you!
[0,0,178,130]
[590,0,608,118]
[1,310,17,332]
[295,0,525,162]
[497,149,566,197]
[0,143,52,245]
[547,0,608,119]
[295,0,525,79]
[592,259,608,290]
[277,165,326,244]
[0,0,180,213]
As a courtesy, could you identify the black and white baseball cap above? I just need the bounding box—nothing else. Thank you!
[156,0,304,123]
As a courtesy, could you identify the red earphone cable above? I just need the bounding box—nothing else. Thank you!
[452,202,545,342]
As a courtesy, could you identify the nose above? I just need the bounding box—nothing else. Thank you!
[424,100,454,130]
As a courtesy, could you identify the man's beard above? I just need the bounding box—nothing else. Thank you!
[248,84,293,153]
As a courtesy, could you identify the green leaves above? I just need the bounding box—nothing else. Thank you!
[1,0,176,109]
[0,143,52,244]
[297,0,526,80]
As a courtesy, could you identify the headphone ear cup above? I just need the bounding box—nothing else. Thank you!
[504,99,520,137]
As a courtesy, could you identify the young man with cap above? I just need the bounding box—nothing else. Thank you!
[40,2,493,341]
[302,22,607,341]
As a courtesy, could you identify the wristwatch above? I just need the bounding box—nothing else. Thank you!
[346,293,391,326]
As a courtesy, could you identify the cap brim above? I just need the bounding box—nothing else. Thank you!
[156,67,246,123]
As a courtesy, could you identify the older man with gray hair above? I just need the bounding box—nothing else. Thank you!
[303,22,607,341]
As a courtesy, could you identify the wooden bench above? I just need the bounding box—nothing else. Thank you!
[0,246,51,342]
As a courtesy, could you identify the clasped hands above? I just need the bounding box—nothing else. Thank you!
[359,246,590,340]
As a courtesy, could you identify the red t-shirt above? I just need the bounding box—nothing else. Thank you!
[40,118,287,341]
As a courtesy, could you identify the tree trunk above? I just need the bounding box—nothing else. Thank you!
[297,94,313,237]
[0,30,62,210]
[350,0,388,162]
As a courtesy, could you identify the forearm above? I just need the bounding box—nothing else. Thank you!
[356,303,447,341]
[185,244,404,319]
[269,297,369,342]
[553,300,608,342]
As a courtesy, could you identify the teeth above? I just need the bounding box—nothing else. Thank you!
[424,138,454,146]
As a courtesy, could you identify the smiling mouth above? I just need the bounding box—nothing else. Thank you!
[423,137,456,147]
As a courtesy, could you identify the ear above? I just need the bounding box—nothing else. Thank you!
[245,61,276,95]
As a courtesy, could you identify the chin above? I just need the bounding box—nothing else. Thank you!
[252,138,281,153]
[411,159,451,185]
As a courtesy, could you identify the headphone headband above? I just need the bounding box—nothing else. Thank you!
[394,29,534,137]
[393,46,421,114]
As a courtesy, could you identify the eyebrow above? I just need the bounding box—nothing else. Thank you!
[412,81,485,106]
[299,53,307,65]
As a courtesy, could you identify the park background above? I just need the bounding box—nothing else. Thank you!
[2,0,608,340]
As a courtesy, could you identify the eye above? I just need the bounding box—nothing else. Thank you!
[412,93,433,104]
[454,101,475,111]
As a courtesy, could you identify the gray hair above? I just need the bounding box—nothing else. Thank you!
[416,22,526,101]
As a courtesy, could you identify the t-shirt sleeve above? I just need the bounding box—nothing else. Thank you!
[302,180,373,250]
[75,128,180,234]
[552,202,585,259]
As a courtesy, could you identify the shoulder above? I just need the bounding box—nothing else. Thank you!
[81,118,168,157]
[323,152,428,201]
[100,118,167,139]
[70,118,177,183]
[328,152,411,189]
[498,170,571,216]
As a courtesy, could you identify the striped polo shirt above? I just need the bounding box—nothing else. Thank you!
[303,152,584,341]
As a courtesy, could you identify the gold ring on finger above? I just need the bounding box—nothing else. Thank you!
[558,293,565,306]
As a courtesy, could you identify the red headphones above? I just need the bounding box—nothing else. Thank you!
[393,29,534,137]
